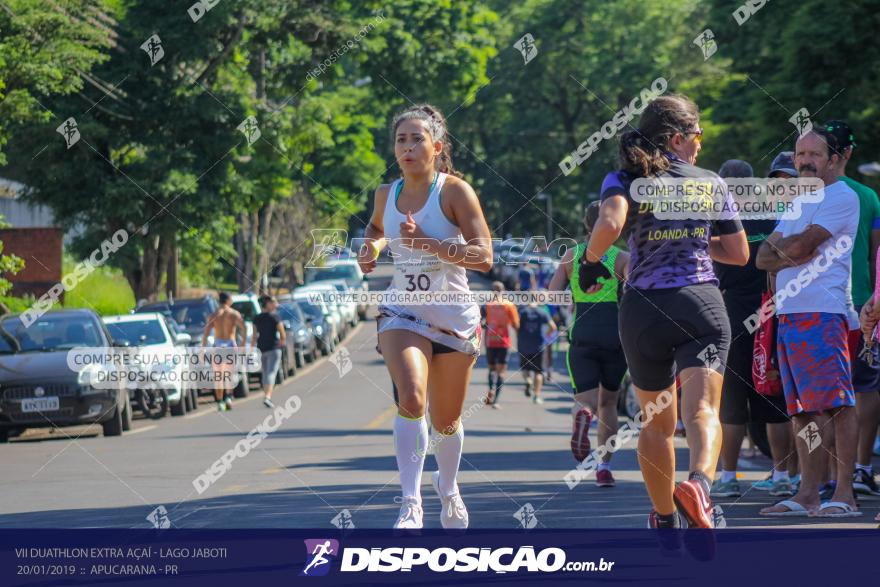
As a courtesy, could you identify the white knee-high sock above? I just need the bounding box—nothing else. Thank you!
[434,423,464,497]
[394,414,428,500]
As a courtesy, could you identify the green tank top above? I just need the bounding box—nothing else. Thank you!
[570,243,620,303]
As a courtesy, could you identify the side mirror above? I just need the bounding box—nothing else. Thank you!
[305,316,314,324]
[362,274,368,281]
[282,320,292,330]
[114,338,131,348]
[175,333,192,345]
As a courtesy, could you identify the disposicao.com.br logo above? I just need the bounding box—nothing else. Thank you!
[300,540,614,575]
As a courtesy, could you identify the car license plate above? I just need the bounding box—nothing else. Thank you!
[21,397,60,413]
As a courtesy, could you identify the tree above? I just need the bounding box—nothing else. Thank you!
[0,0,110,165]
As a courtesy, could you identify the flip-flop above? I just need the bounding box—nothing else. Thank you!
[760,499,812,517]
[812,501,863,518]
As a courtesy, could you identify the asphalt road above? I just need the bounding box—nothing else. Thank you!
[1,266,877,529]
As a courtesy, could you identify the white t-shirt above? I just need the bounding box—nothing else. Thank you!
[774,180,858,324]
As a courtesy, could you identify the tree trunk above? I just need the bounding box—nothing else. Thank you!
[166,235,179,300]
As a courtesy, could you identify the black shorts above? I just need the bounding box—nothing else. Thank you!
[852,305,880,393]
[567,303,626,392]
[720,293,789,425]
[519,351,544,373]
[619,283,730,391]
[567,341,628,392]
[432,341,456,355]
[486,346,509,366]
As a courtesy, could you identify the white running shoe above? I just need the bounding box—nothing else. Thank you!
[392,496,423,529]
[432,471,469,529]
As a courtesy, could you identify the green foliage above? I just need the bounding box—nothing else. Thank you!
[0,0,110,165]
[60,256,135,315]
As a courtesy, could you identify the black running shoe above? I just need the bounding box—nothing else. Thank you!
[647,510,685,557]
[854,469,880,496]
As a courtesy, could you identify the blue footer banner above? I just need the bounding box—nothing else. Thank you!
[1,529,876,585]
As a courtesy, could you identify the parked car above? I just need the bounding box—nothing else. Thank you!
[305,259,368,319]
[297,283,353,336]
[322,279,359,328]
[290,292,340,349]
[288,297,334,356]
[230,293,259,343]
[136,296,218,346]
[277,302,318,369]
[0,309,132,442]
[293,288,345,342]
[103,313,196,418]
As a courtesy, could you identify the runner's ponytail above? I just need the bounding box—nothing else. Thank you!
[619,94,700,177]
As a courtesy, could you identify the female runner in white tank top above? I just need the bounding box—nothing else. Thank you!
[358,105,492,529]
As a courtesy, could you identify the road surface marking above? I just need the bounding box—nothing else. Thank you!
[126,425,158,435]
[364,404,397,430]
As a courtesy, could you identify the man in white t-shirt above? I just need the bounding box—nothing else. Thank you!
[755,129,861,518]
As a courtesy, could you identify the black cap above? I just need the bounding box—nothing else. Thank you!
[823,120,856,149]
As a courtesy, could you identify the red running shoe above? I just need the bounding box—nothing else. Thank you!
[673,479,714,528]
[571,408,592,462]
[596,468,615,487]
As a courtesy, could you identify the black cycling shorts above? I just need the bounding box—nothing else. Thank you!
[619,283,730,391]
[567,302,627,392]
[486,346,509,365]
[567,341,628,392]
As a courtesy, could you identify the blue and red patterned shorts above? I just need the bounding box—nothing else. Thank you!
[776,312,855,416]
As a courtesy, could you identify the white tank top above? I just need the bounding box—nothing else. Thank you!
[381,172,480,338]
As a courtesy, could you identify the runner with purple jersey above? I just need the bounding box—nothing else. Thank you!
[578,94,748,536]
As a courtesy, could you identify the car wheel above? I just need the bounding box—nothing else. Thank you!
[275,361,284,385]
[102,404,124,437]
[0,428,8,443]
[122,394,132,431]
[321,340,330,356]
[296,351,305,368]
[170,392,187,416]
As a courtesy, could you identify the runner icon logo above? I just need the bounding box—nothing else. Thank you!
[693,29,717,60]
[797,422,822,454]
[237,115,261,146]
[140,34,164,66]
[514,503,539,529]
[789,108,813,137]
[301,539,339,577]
[146,505,171,529]
[514,33,538,65]
[329,346,352,377]
[331,509,355,530]
[697,344,721,370]
[56,117,80,149]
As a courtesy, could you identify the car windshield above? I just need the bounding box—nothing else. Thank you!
[232,301,258,321]
[296,300,324,320]
[106,319,166,346]
[139,300,212,327]
[277,304,303,326]
[0,315,103,352]
[305,264,357,282]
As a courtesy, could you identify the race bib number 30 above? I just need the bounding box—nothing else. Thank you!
[393,261,447,293]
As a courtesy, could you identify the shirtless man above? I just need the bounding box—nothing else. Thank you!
[202,292,246,411]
